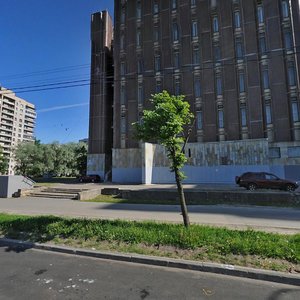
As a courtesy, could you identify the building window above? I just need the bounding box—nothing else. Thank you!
[138,84,144,105]
[194,79,201,98]
[218,110,224,128]
[257,4,264,24]
[216,76,222,96]
[235,39,244,59]
[292,99,300,122]
[193,46,200,65]
[120,34,125,50]
[212,16,219,33]
[214,46,221,63]
[239,72,245,93]
[192,21,198,37]
[174,51,180,69]
[240,106,247,127]
[121,9,126,24]
[120,62,126,76]
[197,111,203,130]
[269,147,281,158]
[282,0,289,18]
[153,1,159,14]
[156,80,162,93]
[288,64,296,86]
[137,59,143,74]
[287,146,300,158]
[120,85,126,105]
[136,29,141,46]
[259,34,267,55]
[154,55,161,72]
[174,79,181,95]
[262,70,270,90]
[153,26,160,42]
[136,1,142,19]
[121,117,126,134]
[191,0,196,7]
[171,0,177,10]
[265,104,272,124]
[284,31,293,51]
[234,11,241,28]
[173,23,179,42]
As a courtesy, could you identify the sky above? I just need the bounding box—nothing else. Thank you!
[0,0,114,144]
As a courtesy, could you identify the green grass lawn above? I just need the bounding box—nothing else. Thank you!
[83,194,179,205]
[0,213,299,272]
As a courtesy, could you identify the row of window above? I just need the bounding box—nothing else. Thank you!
[121,1,291,36]
[129,0,290,23]
[120,99,299,135]
[120,60,297,100]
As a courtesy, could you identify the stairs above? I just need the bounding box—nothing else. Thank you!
[26,187,88,200]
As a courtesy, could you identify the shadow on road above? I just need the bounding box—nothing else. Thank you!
[96,203,300,222]
[0,240,33,253]
[268,288,300,299]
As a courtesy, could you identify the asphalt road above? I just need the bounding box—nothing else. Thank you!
[0,245,299,300]
[0,197,299,233]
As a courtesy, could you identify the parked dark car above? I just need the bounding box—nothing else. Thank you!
[235,172,299,191]
[78,175,101,183]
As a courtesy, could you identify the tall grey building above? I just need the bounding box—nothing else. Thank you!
[0,87,36,175]
[88,0,300,184]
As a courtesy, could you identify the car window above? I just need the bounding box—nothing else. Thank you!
[256,173,265,179]
[265,174,277,180]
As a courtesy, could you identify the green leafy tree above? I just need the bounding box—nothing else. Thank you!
[133,91,194,227]
[14,142,43,176]
[0,147,9,174]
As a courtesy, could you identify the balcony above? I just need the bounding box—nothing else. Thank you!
[1,113,14,121]
[0,136,12,142]
[2,109,14,116]
[0,125,13,131]
[23,134,35,141]
[24,126,34,132]
[2,104,15,111]
[25,110,36,117]
[0,130,12,138]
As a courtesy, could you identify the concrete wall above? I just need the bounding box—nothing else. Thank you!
[112,140,300,184]
[0,176,34,198]
[87,154,106,178]
[112,148,142,183]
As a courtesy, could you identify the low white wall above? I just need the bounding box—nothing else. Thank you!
[87,154,106,178]
[151,165,277,184]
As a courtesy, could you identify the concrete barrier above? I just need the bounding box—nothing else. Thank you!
[119,189,300,206]
[0,176,35,198]
[77,188,102,201]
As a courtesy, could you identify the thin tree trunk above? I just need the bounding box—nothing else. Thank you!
[174,167,190,227]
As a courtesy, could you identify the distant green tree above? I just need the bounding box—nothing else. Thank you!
[74,142,88,176]
[0,147,9,174]
[133,91,194,227]
[14,141,88,178]
[14,142,43,176]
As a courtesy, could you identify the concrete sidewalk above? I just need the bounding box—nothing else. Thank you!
[0,196,299,234]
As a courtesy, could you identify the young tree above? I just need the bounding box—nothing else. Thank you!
[0,147,9,174]
[133,91,194,227]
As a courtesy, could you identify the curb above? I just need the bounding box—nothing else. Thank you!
[0,238,299,286]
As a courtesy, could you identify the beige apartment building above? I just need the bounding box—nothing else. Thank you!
[0,87,36,175]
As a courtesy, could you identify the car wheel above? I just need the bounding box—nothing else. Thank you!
[248,183,257,191]
[286,184,295,192]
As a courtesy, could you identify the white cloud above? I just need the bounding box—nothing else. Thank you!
[37,102,89,113]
